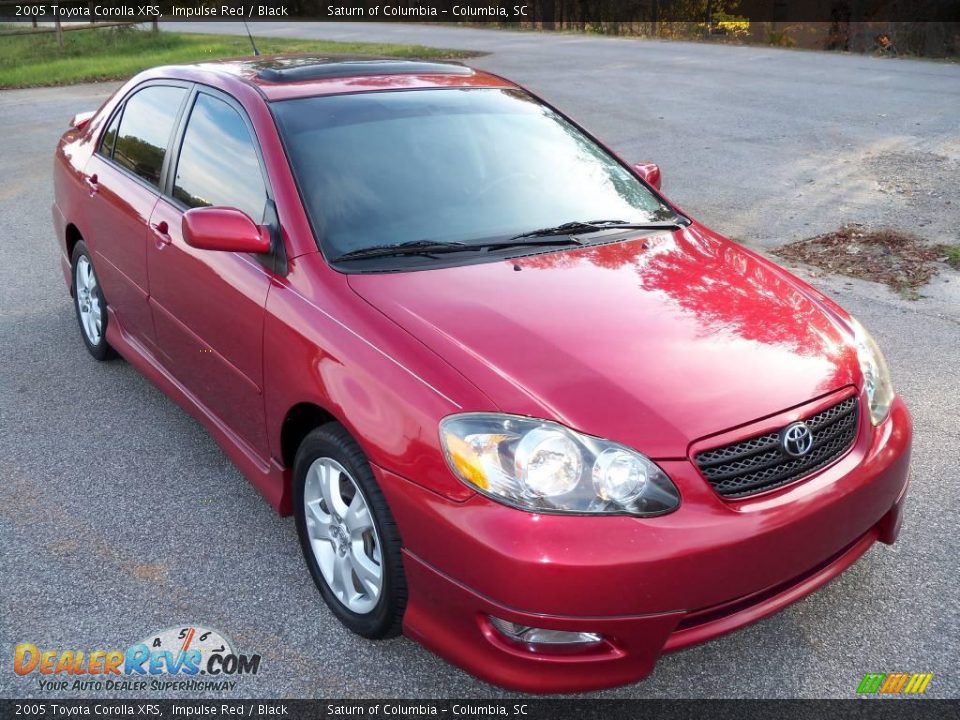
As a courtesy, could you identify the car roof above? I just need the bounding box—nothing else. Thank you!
[153,55,517,102]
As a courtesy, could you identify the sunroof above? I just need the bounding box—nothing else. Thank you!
[256,60,474,83]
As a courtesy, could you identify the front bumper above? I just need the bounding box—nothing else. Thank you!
[377,392,911,693]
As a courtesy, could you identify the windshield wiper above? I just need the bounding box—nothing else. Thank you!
[331,219,687,262]
[509,219,686,241]
[333,239,469,261]
[333,236,583,262]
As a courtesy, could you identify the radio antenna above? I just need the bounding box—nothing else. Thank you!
[243,21,261,57]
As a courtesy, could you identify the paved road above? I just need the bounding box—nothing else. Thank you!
[1,24,958,700]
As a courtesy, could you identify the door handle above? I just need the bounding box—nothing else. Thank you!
[85,173,98,196]
[151,220,171,247]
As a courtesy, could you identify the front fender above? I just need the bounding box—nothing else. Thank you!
[262,253,495,506]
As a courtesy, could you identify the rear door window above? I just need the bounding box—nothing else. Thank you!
[99,108,122,159]
[112,85,188,187]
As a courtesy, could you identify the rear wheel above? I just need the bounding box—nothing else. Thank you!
[293,423,407,638]
[71,241,116,361]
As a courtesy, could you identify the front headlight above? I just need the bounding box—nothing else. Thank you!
[849,316,895,425]
[439,413,680,516]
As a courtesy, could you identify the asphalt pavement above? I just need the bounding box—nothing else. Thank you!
[0,23,957,699]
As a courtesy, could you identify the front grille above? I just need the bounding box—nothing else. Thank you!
[694,396,860,498]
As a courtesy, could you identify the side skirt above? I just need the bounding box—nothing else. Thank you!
[105,307,291,514]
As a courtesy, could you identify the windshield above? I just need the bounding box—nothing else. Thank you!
[272,88,677,264]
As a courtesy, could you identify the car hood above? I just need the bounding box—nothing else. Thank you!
[347,225,859,458]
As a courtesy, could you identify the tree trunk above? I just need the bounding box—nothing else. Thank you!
[541,0,555,30]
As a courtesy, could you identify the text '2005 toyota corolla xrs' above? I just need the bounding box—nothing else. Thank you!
[52,57,911,693]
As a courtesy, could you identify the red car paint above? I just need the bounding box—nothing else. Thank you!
[52,59,911,693]
[182,206,272,254]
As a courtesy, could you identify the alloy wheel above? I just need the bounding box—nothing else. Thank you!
[302,457,383,614]
[75,256,102,345]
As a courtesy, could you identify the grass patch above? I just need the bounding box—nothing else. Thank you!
[0,26,476,88]
[942,244,960,269]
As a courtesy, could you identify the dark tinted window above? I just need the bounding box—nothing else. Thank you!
[112,85,187,187]
[99,108,122,158]
[173,94,266,222]
[273,88,675,262]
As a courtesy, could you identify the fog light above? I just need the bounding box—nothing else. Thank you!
[489,616,602,646]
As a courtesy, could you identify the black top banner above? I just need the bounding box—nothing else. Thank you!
[0,700,959,720]
[1,0,958,23]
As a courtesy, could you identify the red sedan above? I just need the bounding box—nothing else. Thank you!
[52,58,911,693]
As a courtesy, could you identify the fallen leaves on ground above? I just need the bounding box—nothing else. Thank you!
[774,224,958,292]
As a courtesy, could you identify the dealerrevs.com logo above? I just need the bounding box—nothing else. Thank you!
[13,626,261,693]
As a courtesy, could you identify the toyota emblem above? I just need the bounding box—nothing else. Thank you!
[781,422,814,457]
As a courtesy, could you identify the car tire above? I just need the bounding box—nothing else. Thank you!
[293,422,407,638]
[71,241,116,361]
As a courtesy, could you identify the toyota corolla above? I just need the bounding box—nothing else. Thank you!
[52,57,911,692]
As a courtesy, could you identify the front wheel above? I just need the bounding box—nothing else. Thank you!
[293,423,407,638]
[71,241,116,361]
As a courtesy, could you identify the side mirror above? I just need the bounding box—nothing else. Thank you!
[182,207,271,254]
[633,162,662,191]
